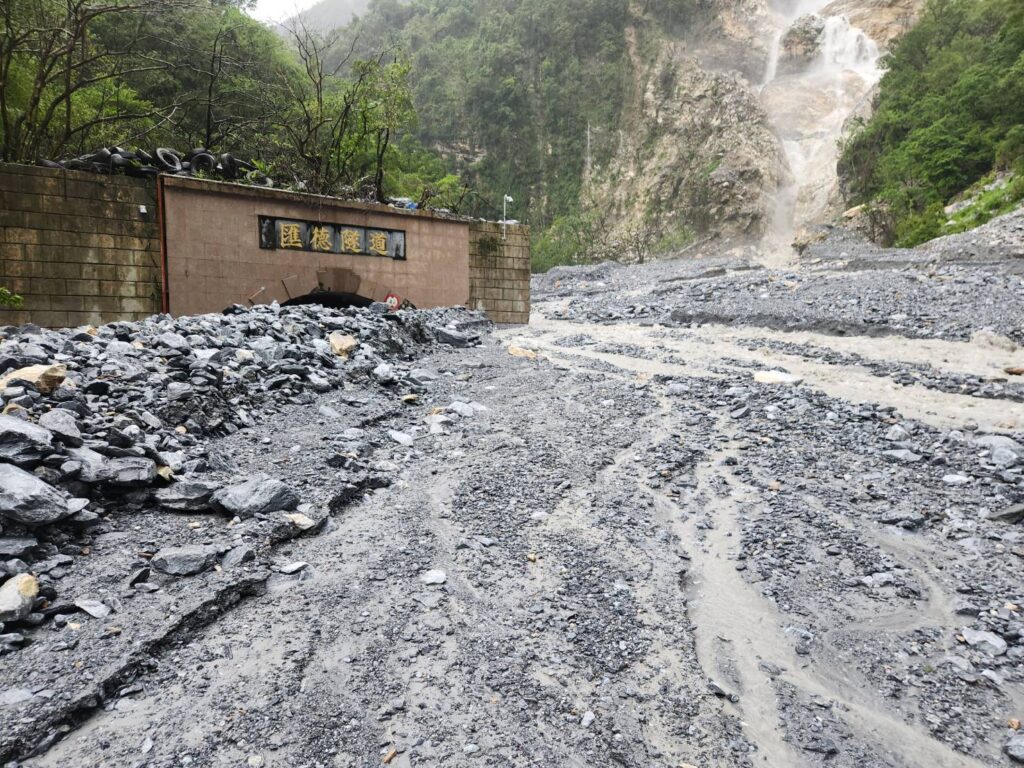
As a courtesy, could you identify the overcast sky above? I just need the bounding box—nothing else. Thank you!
[250,0,318,23]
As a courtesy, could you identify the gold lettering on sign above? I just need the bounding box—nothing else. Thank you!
[341,229,362,253]
[368,231,388,256]
[309,226,333,252]
[279,223,303,249]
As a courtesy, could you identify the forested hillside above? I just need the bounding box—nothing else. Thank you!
[0,0,450,201]
[333,0,716,265]
[336,0,639,223]
[839,0,1024,245]
[7,0,1020,266]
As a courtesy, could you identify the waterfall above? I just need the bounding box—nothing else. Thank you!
[758,1,883,260]
[761,31,783,87]
[818,16,880,77]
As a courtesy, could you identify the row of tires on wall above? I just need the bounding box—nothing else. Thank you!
[38,147,273,186]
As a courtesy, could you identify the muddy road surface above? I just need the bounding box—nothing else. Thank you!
[6,241,1024,768]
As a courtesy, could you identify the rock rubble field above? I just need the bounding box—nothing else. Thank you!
[1,216,1023,768]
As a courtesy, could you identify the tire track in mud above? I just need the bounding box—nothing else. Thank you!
[517,316,1023,432]
[524,323,997,768]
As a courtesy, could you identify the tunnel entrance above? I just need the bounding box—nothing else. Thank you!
[281,291,374,310]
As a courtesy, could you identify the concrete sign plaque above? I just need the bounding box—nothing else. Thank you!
[258,216,406,260]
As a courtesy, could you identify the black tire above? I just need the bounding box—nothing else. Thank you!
[217,153,238,179]
[37,159,63,169]
[185,147,208,161]
[136,149,154,164]
[154,148,182,172]
[191,152,216,174]
[110,153,131,173]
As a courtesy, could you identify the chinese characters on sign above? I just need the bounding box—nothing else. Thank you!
[258,216,406,260]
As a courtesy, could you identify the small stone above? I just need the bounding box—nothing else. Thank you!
[373,363,396,384]
[278,561,308,575]
[942,473,970,486]
[988,503,1024,524]
[883,449,921,463]
[0,414,53,466]
[1006,734,1024,763]
[448,401,476,418]
[420,569,447,585]
[753,370,803,385]
[105,457,158,487]
[284,512,317,531]
[221,545,255,570]
[436,328,475,347]
[74,599,112,619]
[0,538,37,559]
[581,711,596,728]
[389,430,414,447]
[0,688,34,706]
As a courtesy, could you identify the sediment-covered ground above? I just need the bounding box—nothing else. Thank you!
[1,218,1023,767]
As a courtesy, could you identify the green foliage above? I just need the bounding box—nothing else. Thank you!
[531,206,613,272]
[0,1,287,161]
[839,0,1024,245]
[340,0,633,231]
[0,286,24,308]
[0,1,452,200]
[653,226,696,256]
[939,172,1024,237]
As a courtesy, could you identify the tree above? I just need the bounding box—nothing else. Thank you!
[839,0,1024,245]
[270,20,416,198]
[0,0,191,162]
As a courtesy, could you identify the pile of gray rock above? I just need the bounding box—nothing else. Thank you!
[0,302,485,651]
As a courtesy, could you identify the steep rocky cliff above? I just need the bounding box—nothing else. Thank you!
[586,27,785,247]
[586,0,925,254]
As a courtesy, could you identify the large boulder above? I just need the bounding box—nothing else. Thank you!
[65,446,156,486]
[0,574,38,623]
[103,457,158,487]
[328,332,358,358]
[778,14,826,75]
[0,415,54,466]
[37,409,83,448]
[1006,733,1024,763]
[151,545,217,577]
[0,363,67,394]
[154,482,218,512]
[210,474,299,518]
[0,464,72,525]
